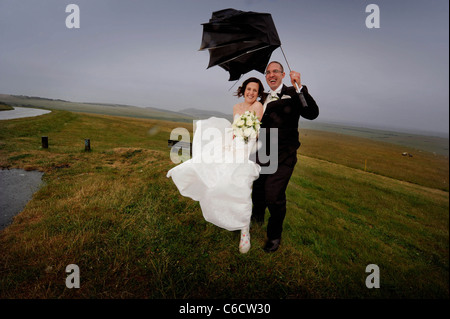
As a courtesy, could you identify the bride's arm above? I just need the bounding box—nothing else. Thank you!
[233,103,240,119]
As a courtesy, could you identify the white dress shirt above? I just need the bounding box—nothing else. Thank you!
[263,83,303,113]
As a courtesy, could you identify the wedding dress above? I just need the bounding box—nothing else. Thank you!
[167,116,260,231]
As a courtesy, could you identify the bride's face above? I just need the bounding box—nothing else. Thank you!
[244,82,259,104]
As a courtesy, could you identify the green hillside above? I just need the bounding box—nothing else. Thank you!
[0,94,193,122]
[0,108,448,299]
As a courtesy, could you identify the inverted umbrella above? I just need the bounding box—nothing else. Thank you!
[199,8,282,81]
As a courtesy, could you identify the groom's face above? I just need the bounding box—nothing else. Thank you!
[265,62,285,91]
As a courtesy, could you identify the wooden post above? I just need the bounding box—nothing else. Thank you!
[85,139,91,151]
[42,136,48,149]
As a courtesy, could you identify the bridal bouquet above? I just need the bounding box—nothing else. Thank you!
[232,111,261,144]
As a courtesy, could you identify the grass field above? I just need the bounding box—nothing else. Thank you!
[0,108,448,299]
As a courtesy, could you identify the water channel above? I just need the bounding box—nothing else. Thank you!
[0,107,49,230]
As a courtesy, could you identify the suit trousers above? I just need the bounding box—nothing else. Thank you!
[252,154,297,239]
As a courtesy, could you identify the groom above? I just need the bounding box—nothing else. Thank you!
[252,61,319,252]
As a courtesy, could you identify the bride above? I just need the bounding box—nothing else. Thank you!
[167,77,264,254]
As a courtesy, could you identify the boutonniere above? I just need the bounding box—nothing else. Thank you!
[269,94,279,101]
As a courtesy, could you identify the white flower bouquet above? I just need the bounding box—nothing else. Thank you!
[232,111,261,143]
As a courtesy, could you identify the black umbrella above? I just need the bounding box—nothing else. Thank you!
[199,8,283,81]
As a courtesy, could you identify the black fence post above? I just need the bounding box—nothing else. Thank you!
[168,139,192,157]
[42,136,48,149]
[85,139,91,151]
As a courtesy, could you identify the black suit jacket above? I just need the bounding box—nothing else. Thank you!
[256,84,319,166]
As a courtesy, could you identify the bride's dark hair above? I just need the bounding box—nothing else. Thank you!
[235,77,265,103]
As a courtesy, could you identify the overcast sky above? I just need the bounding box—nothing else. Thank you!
[0,0,448,135]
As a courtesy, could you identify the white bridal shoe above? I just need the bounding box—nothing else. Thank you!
[239,227,251,254]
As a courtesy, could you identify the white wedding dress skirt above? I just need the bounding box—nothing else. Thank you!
[167,117,260,231]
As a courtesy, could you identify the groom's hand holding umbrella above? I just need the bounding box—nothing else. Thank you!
[289,71,301,91]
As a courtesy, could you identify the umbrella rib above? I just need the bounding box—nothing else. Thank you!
[216,44,274,66]
[201,39,261,50]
